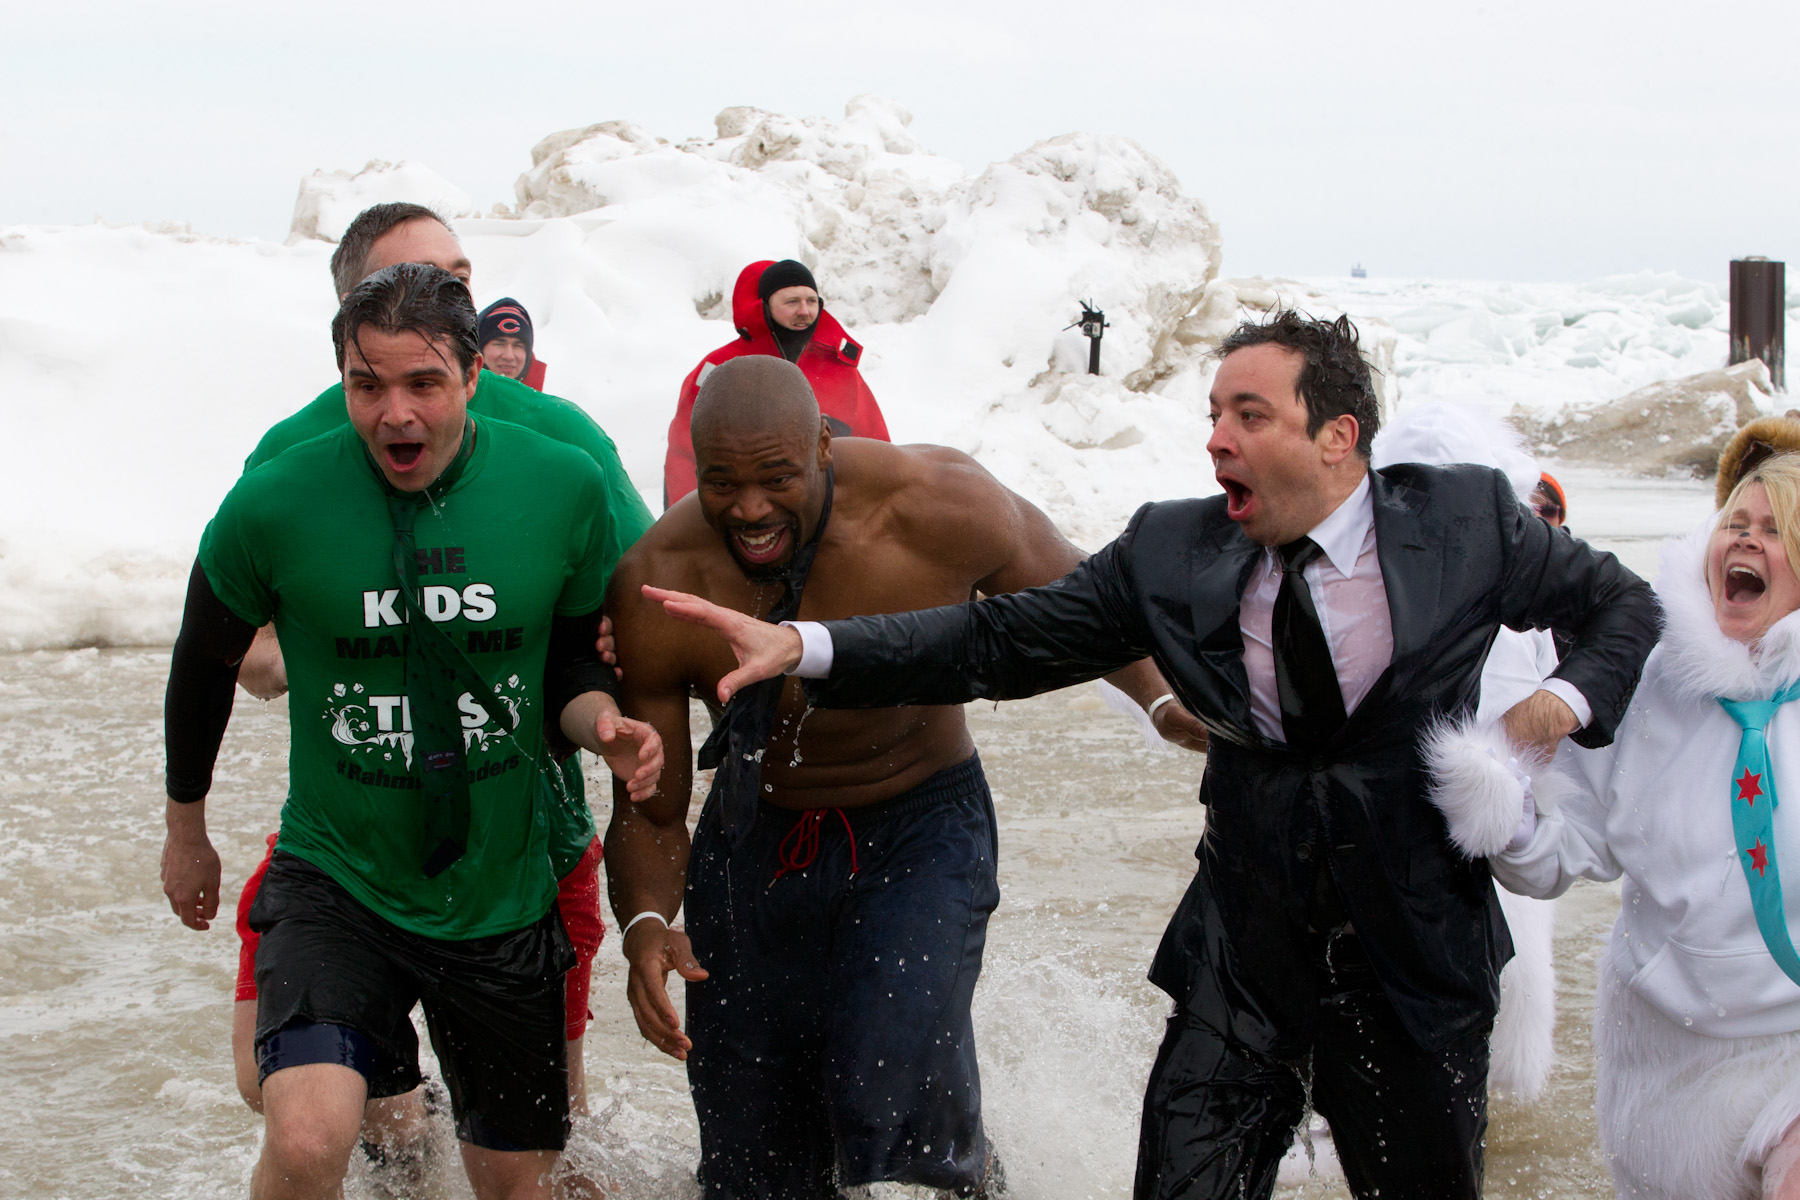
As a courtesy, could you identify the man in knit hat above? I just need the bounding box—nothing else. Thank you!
[663,259,891,506]
[478,297,547,390]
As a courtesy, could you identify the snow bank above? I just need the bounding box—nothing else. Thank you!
[2,97,1793,650]
[288,160,477,243]
[1512,359,1775,476]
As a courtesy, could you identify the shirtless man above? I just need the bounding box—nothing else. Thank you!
[606,356,1199,1199]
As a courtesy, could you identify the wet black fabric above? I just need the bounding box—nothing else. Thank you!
[695,469,833,850]
[1135,927,1489,1200]
[164,560,258,802]
[809,464,1657,1049]
[249,851,574,1151]
[684,755,999,1198]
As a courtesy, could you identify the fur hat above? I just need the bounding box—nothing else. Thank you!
[1715,413,1800,508]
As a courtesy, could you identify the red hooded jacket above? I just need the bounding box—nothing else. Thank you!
[663,260,891,506]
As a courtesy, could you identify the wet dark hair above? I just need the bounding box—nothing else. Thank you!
[1216,310,1381,458]
[329,202,447,298]
[331,263,479,375]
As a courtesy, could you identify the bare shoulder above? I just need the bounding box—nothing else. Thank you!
[834,439,1031,575]
[840,439,1019,522]
[605,500,719,629]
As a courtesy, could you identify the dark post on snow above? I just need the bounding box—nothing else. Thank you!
[1730,257,1785,391]
[1071,301,1108,375]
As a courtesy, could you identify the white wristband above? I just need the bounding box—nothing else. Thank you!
[1145,693,1178,722]
[622,910,669,940]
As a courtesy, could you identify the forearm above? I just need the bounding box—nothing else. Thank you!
[165,795,209,844]
[603,789,692,927]
[544,608,618,756]
[814,580,1148,709]
[1500,487,1656,746]
[1104,659,1175,709]
[559,691,621,754]
[165,560,257,802]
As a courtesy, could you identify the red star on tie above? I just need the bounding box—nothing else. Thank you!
[1747,839,1771,877]
[1738,769,1765,805]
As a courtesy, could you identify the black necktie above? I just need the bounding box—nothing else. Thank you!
[697,470,834,849]
[1272,537,1346,750]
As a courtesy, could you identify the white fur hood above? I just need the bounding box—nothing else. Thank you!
[1653,518,1800,705]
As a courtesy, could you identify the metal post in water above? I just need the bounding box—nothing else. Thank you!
[1730,257,1785,391]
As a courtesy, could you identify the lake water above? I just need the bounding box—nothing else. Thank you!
[0,464,1714,1198]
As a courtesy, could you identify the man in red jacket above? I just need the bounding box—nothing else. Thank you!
[664,259,890,506]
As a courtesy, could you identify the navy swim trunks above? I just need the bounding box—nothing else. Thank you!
[684,753,1001,1198]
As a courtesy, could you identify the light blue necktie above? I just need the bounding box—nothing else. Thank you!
[1720,677,1800,988]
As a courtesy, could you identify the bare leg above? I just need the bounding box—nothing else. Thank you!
[461,1145,557,1200]
[233,1000,264,1114]
[566,1036,587,1117]
[360,1089,433,1195]
[1764,1118,1800,1199]
[252,1063,366,1200]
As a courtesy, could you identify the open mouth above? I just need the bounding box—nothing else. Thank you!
[385,442,425,470]
[1218,477,1253,520]
[1726,563,1767,603]
[730,524,794,566]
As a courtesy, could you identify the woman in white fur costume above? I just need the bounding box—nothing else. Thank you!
[1488,454,1800,1199]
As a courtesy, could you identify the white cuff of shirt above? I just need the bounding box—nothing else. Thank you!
[1536,677,1592,730]
[782,620,834,678]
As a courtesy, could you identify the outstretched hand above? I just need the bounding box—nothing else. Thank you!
[642,585,804,703]
[595,707,665,802]
[623,919,709,1060]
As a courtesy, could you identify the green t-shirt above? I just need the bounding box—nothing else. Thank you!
[245,370,653,877]
[202,419,611,938]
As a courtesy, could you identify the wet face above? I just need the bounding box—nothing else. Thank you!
[1708,483,1800,643]
[343,327,479,491]
[766,285,820,332]
[694,420,831,581]
[353,218,472,298]
[482,335,529,380]
[1206,343,1361,546]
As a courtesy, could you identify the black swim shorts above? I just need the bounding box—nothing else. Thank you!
[248,851,575,1152]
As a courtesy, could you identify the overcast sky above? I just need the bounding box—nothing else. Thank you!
[6,0,1796,283]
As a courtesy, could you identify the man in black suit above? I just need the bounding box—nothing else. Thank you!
[643,311,1659,1199]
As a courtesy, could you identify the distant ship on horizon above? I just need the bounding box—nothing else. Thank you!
[1350,262,1367,278]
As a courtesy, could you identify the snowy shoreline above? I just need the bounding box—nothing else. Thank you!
[0,98,1791,651]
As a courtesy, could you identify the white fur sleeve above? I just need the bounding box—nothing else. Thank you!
[1490,747,1621,898]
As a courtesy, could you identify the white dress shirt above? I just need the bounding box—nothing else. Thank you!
[788,470,1591,738]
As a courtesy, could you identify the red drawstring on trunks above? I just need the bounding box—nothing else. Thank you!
[770,808,859,885]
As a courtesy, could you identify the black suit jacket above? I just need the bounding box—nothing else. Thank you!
[811,464,1659,1051]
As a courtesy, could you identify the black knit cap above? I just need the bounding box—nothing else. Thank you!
[756,260,818,301]
[477,297,534,355]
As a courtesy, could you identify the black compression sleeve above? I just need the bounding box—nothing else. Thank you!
[164,560,258,802]
[543,607,618,758]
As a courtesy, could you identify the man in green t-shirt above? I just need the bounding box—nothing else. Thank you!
[226,203,652,1167]
[162,264,662,1200]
